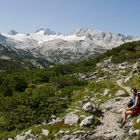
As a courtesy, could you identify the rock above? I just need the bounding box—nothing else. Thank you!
[128,128,136,136]
[25,130,31,135]
[136,118,140,123]
[133,62,138,70]
[57,130,66,137]
[82,102,96,113]
[61,135,71,140]
[73,130,86,135]
[48,117,61,125]
[116,90,126,97]
[103,88,110,96]
[42,129,49,137]
[55,130,69,138]
[83,96,90,103]
[15,135,26,140]
[134,129,140,135]
[51,114,56,119]
[72,109,80,114]
[78,73,86,80]
[64,113,79,125]
[124,75,133,83]
[80,116,93,127]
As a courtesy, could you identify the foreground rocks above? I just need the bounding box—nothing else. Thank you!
[64,113,79,125]
[82,102,96,113]
[80,116,93,127]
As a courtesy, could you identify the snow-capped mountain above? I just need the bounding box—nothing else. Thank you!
[0,27,139,64]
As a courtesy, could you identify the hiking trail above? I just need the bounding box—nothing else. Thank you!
[89,80,130,139]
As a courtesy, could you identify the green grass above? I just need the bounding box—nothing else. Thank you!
[0,129,22,139]
[87,80,122,104]
[123,75,140,91]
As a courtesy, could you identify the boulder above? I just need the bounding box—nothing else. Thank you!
[42,129,49,137]
[64,113,79,125]
[80,116,93,127]
[116,90,126,97]
[15,135,26,140]
[82,102,96,113]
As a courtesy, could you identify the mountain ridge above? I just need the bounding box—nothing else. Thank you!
[0,27,140,65]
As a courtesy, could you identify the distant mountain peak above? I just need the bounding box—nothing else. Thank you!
[73,27,103,36]
[35,28,60,35]
[8,30,18,35]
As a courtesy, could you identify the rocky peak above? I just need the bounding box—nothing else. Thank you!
[72,27,102,37]
[8,30,18,35]
[35,28,60,35]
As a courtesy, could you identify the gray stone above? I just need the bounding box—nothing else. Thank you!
[48,117,61,125]
[83,96,90,102]
[103,88,110,96]
[124,75,133,83]
[64,113,79,125]
[128,128,136,136]
[15,135,26,140]
[73,130,86,135]
[51,114,56,119]
[61,135,71,140]
[25,130,31,135]
[82,102,96,112]
[116,90,126,97]
[42,129,49,137]
[80,116,93,127]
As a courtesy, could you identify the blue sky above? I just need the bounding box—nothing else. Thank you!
[0,0,140,35]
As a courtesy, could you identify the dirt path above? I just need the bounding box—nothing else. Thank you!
[89,80,130,139]
[89,96,128,139]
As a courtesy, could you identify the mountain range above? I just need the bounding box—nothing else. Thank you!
[0,27,140,67]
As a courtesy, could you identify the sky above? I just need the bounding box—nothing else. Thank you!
[0,0,140,35]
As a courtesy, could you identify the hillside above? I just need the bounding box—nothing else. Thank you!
[1,41,140,139]
[0,44,53,71]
